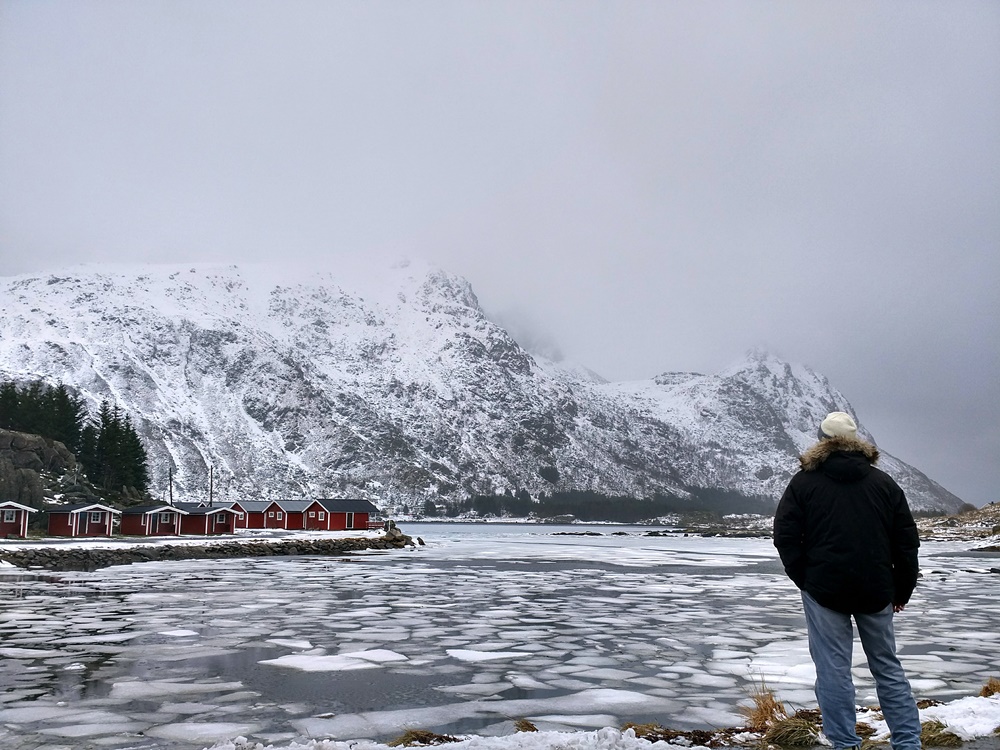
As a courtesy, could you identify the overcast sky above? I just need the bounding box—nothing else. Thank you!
[1,1,998,506]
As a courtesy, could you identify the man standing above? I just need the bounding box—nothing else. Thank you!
[774,411,921,750]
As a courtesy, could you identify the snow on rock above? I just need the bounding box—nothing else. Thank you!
[919,695,1000,740]
[858,695,1000,744]
[0,262,965,513]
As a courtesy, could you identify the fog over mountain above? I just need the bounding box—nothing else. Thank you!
[0,262,964,514]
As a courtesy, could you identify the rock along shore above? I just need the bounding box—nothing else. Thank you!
[0,532,419,572]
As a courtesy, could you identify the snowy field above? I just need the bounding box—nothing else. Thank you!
[1,523,998,750]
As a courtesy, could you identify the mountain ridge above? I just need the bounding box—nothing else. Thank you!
[0,261,965,514]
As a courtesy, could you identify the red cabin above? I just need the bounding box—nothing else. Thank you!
[238,501,271,529]
[120,505,187,536]
[174,503,239,535]
[278,501,309,530]
[47,503,120,537]
[228,501,249,529]
[259,500,296,530]
[1,501,37,538]
[315,498,380,530]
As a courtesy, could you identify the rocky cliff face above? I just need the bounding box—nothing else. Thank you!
[0,262,966,514]
[0,429,91,508]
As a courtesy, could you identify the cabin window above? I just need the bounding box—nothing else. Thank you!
[2,510,15,523]
[268,511,275,517]
[276,512,284,520]
[308,511,315,518]
[318,512,325,521]
[237,512,245,520]
[90,512,102,523]
[216,513,226,521]
[159,512,173,523]
[346,512,354,528]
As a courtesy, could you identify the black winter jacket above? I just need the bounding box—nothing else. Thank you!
[773,436,920,614]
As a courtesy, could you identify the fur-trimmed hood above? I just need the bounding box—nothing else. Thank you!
[799,435,880,472]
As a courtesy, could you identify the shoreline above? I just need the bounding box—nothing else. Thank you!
[0,532,418,571]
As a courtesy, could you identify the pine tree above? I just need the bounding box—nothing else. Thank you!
[0,378,150,500]
[94,401,123,490]
[77,422,99,480]
[20,381,47,435]
[120,414,150,494]
[0,380,20,430]
[49,384,85,452]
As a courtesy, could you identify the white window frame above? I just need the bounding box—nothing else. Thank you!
[159,512,173,523]
[276,512,284,520]
[308,511,315,518]
[237,512,245,520]
[268,511,275,517]
[317,511,325,521]
[345,512,354,528]
[3,510,15,523]
[90,512,102,523]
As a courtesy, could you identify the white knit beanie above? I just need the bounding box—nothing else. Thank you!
[819,411,858,440]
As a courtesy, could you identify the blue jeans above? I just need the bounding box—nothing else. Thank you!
[801,591,921,750]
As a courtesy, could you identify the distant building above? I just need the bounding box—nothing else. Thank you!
[173,502,241,535]
[0,501,37,538]
[120,505,188,536]
[314,498,380,530]
[47,503,120,537]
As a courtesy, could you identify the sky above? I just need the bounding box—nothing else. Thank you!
[1,1,998,506]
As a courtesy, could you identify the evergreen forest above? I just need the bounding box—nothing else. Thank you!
[0,378,150,497]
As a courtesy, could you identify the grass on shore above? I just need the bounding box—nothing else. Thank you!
[386,678,1000,747]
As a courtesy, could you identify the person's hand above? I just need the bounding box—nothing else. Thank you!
[893,603,906,613]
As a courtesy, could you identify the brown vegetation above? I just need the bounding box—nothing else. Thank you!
[762,716,820,746]
[387,730,461,747]
[980,676,1000,698]
[739,679,788,731]
[920,720,963,747]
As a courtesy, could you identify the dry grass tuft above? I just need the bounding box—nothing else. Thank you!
[387,730,461,747]
[918,699,945,709]
[762,716,820,746]
[980,677,1000,698]
[739,679,788,732]
[856,722,876,738]
[513,719,538,733]
[921,720,963,747]
[792,708,822,725]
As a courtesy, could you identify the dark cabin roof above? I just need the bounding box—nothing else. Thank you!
[49,503,121,514]
[122,504,189,516]
[172,502,238,516]
[239,501,275,513]
[315,498,380,514]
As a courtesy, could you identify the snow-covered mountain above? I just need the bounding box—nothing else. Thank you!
[0,261,964,513]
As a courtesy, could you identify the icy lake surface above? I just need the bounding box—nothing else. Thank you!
[1,523,998,750]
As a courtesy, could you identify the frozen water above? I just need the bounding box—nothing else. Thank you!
[144,722,262,742]
[447,649,527,662]
[0,524,998,750]
[261,649,408,672]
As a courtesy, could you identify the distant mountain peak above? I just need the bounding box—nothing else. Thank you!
[0,263,965,514]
